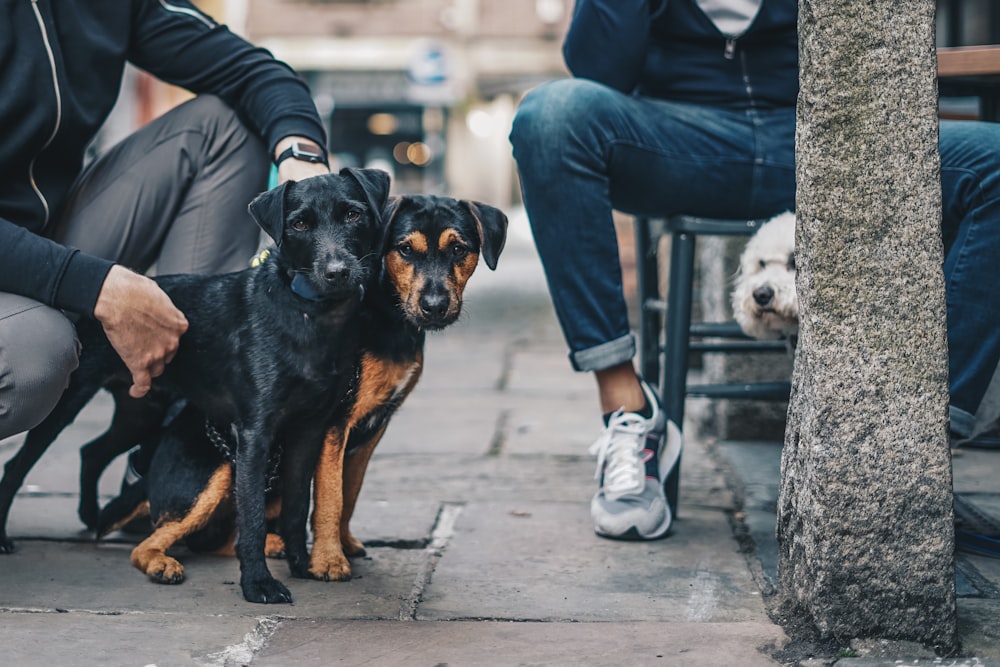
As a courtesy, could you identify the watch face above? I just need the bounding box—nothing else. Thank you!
[292,141,324,161]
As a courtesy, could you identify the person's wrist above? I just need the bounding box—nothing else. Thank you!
[273,137,328,168]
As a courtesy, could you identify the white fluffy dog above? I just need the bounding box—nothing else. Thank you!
[731,211,799,341]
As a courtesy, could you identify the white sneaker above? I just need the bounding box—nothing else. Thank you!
[588,380,681,540]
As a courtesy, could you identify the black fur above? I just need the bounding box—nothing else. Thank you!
[0,169,390,604]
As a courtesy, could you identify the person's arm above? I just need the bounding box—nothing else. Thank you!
[563,0,661,93]
[127,0,327,161]
[0,218,112,316]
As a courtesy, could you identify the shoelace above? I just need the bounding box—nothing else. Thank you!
[588,409,647,495]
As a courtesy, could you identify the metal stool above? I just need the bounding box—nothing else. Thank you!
[635,214,792,442]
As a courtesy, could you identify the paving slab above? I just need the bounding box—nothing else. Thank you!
[418,501,767,623]
[0,541,426,618]
[252,619,788,667]
[0,611,263,667]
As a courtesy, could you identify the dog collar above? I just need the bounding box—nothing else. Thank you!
[290,274,366,303]
[290,274,326,301]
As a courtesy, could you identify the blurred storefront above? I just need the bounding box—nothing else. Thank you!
[243,0,571,204]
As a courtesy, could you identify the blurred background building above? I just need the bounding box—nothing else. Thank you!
[100,0,998,209]
[102,0,571,208]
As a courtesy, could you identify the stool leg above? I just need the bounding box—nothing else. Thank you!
[662,231,695,426]
[635,217,661,385]
[661,228,695,516]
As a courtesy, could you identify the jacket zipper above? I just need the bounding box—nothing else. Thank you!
[29,0,63,228]
[739,47,756,108]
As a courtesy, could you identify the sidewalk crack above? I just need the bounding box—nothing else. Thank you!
[200,615,283,667]
[398,502,464,621]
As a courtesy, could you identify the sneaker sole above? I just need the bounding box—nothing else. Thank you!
[594,506,673,541]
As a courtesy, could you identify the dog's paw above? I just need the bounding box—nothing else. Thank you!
[265,533,286,559]
[0,534,15,554]
[241,576,292,604]
[308,551,352,582]
[144,555,185,585]
[341,532,367,558]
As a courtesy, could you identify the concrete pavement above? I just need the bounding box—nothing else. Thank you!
[0,216,998,665]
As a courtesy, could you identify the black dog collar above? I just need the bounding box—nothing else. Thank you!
[290,274,365,303]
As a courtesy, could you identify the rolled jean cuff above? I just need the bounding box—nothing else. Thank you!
[950,404,976,439]
[949,404,1000,447]
[570,333,636,372]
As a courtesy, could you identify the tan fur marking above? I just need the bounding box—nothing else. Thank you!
[436,228,468,252]
[350,354,423,423]
[385,252,419,317]
[129,465,232,584]
[437,228,479,318]
[265,533,286,558]
[405,231,429,253]
[264,498,284,557]
[339,428,385,556]
[309,427,350,580]
[452,251,479,293]
[213,499,283,558]
[311,354,424,565]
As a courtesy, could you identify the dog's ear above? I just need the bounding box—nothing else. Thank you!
[341,168,391,227]
[379,195,404,253]
[248,180,293,247]
[459,200,508,271]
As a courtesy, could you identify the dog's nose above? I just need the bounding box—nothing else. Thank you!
[419,291,449,319]
[324,260,350,284]
[752,286,775,307]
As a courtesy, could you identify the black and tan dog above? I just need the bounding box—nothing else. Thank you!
[0,169,390,604]
[98,194,508,584]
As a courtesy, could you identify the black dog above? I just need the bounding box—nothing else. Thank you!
[97,194,508,584]
[0,169,390,604]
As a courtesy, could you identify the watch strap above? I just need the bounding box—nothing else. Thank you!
[274,140,328,167]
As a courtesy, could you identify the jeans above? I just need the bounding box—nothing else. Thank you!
[509,78,796,372]
[510,79,1000,440]
[940,120,1000,438]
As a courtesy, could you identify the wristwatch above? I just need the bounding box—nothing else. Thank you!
[274,140,328,167]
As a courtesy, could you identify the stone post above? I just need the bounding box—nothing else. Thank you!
[776,0,957,649]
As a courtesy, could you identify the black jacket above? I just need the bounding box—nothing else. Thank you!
[564,0,798,109]
[0,0,327,316]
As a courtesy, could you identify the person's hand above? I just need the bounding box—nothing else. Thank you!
[93,265,189,399]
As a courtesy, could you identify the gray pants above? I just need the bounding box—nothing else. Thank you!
[0,95,269,440]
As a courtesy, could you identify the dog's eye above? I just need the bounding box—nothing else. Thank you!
[290,218,309,232]
[788,254,796,270]
[397,242,413,257]
[344,210,361,223]
[758,259,767,270]
[450,243,469,260]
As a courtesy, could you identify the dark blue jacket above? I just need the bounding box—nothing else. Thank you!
[564,0,798,109]
[0,0,326,317]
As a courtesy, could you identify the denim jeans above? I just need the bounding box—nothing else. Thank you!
[940,119,1000,439]
[509,78,796,373]
[510,79,1000,441]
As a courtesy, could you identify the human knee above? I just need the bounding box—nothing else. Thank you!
[511,79,617,157]
[176,95,266,158]
[0,306,79,438]
[182,94,238,126]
